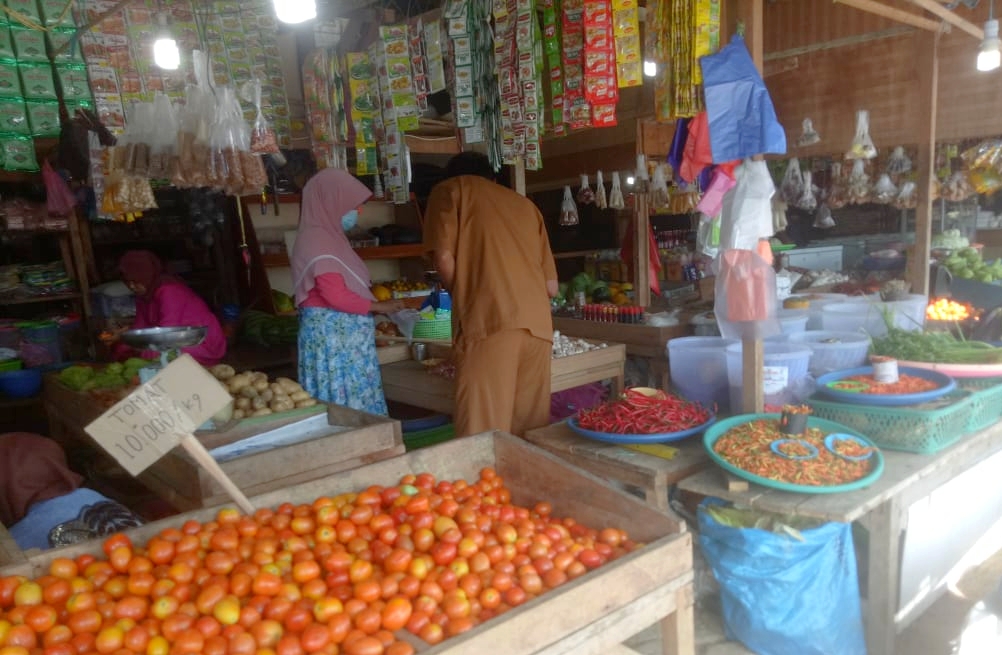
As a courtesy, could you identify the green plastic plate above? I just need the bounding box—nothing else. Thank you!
[703,413,885,494]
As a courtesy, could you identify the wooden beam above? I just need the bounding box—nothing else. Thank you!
[909,0,984,39]
[514,157,526,196]
[733,0,764,68]
[911,31,940,297]
[834,0,942,33]
[633,120,651,308]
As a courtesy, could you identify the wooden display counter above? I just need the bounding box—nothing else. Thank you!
[524,421,710,511]
[42,377,405,511]
[1,432,695,655]
[552,316,690,389]
[380,340,627,415]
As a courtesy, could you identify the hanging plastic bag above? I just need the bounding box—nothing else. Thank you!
[772,196,788,233]
[779,158,803,205]
[609,172,625,209]
[796,170,817,211]
[698,501,867,655]
[697,213,721,258]
[847,159,870,204]
[576,173,594,205]
[666,117,690,175]
[845,109,877,160]
[961,138,1002,174]
[244,79,279,155]
[942,171,974,202]
[968,167,1002,195]
[148,93,177,180]
[893,180,917,210]
[719,159,776,252]
[680,111,713,183]
[651,164,670,209]
[595,170,607,209]
[886,146,912,176]
[813,203,836,229]
[797,118,820,147]
[42,160,76,216]
[700,34,787,162]
[713,248,779,340]
[872,173,898,204]
[696,166,737,217]
[827,162,847,209]
[559,185,579,225]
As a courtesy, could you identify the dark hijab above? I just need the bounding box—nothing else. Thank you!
[119,250,174,297]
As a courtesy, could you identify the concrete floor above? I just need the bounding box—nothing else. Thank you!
[622,543,1002,655]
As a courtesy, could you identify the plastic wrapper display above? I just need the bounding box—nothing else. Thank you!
[779,158,803,204]
[961,138,1002,173]
[845,109,877,160]
[609,171,625,209]
[147,93,177,180]
[559,185,579,226]
[847,159,870,205]
[886,146,912,176]
[872,173,898,204]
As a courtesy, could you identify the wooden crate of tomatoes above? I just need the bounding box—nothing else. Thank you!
[0,432,695,655]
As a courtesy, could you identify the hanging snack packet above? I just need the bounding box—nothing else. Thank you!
[847,158,870,204]
[872,173,898,204]
[827,162,846,209]
[609,171,625,209]
[595,170,607,208]
[0,133,37,171]
[779,158,803,204]
[577,173,594,204]
[247,78,279,154]
[651,163,670,209]
[893,181,917,210]
[796,170,816,211]
[886,146,912,176]
[560,185,580,225]
[845,109,877,160]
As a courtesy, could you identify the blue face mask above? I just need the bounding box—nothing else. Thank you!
[341,209,359,232]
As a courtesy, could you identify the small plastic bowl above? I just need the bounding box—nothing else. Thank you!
[824,433,875,461]
[0,368,42,398]
[770,438,819,460]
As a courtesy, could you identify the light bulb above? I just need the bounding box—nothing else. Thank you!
[626,175,636,186]
[978,19,1001,72]
[274,0,316,24]
[643,60,657,77]
[153,37,180,70]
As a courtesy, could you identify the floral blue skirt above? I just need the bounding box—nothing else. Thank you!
[298,307,388,415]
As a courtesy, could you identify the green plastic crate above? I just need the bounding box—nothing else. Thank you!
[808,391,975,454]
[403,423,455,451]
[958,378,1002,433]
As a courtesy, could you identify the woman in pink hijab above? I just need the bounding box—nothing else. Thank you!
[291,169,403,414]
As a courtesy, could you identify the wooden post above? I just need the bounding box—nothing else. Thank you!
[910,31,940,297]
[634,120,652,308]
[178,434,256,514]
[514,156,527,196]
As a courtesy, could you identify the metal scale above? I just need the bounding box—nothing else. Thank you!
[120,326,208,383]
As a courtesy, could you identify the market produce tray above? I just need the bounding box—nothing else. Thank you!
[815,366,956,406]
[703,414,885,494]
[896,359,1002,379]
[567,414,716,445]
[957,377,1002,433]
[809,391,976,454]
[0,432,695,655]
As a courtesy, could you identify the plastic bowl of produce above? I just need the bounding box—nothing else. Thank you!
[0,368,42,398]
[788,330,872,376]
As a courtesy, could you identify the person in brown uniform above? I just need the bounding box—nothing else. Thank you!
[424,152,559,437]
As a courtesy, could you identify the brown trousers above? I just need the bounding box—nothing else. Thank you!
[453,329,551,438]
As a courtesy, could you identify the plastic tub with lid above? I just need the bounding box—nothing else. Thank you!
[667,336,740,412]
[783,293,848,330]
[726,342,814,410]
[787,330,872,376]
[777,309,809,335]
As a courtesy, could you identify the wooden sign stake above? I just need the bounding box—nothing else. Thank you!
[179,434,255,514]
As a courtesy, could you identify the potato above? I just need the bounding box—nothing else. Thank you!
[227,374,252,392]
[270,398,294,413]
[270,382,286,396]
[294,398,318,408]
[251,372,268,384]
[235,397,251,410]
[209,364,235,381]
[290,390,311,403]
[277,377,302,394]
[239,386,259,399]
[252,378,270,392]
[250,408,273,417]
[232,409,246,420]
[260,389,274,403]
[251,396,268,411]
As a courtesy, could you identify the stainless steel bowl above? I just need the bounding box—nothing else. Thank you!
[120,326,208,351]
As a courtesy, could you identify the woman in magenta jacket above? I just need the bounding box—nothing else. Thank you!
[111,250,227,366]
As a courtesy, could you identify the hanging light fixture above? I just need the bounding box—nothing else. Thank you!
[643,60,657,77]
[274,0,317,24]
[152,13,180,70]
[978,0,1001,72]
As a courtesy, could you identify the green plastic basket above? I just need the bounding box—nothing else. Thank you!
[958,378,1002,433]
[403,423,455,450]
[412,317,452,340]
[808,391,975,454]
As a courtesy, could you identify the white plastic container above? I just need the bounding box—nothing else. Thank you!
[667,336,740,412]
[821,296,927,337]
[785,293,849,329]
[787,330,872,376]
[726,342,814,411]
[777,309,809,335]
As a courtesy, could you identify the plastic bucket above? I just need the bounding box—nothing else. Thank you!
[17,321,62,367]
[787,330,872,376]
[820,302,888,337]
[785,293,849,329]
[777,309,809,335]
[668,336,740,412]
[726,342,814,410]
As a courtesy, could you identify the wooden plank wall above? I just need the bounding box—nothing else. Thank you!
[766,0,1002,150]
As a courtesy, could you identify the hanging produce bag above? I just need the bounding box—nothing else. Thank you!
[695,166,736,217]
[827,162,846,209]
[719,159,775,252]
[577,173,594,204]
[886,146,911,175]
[713,248,778,339]
[845,109,877,160]
[667,116,690,174]
[872,173,898,204]
[797,117,819,147]
[559,185,580,225]
[847,159,870,205]
[813,204,835,230]
[651,164,670,209]
[779,157,803,204]
[595,170,607,209]
[700,34,786,163]
[698,501,867,655]
[680,111,712,183]
[609,171,625,209]
[796,170,816,211]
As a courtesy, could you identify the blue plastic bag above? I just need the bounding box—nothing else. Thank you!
[698,501,867,655]
[700,35,787,163]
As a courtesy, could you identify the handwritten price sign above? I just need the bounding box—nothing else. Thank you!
[85,355,232,476]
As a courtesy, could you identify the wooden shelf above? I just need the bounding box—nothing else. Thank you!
[0,291,81,306]
[405,134,460,155]
[261,243,426,268]
[553,249,606,260]
[240,193,302,205]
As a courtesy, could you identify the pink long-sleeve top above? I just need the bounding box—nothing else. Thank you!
[298,273,372,314]
[114,279,227,366]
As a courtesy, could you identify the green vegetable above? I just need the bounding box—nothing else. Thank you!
[704,504,825,540]
[58,365,94,391]
[871,327,1002,364]
[569,272,594,295]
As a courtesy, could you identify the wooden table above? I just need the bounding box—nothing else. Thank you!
[524,422,710,511]
[552,317,690,389]
[678,419,1002,655]
[380,341,627,416]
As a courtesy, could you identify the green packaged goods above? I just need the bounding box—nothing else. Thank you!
[3,0,42,26]
[0,58,19,97]
[19,62,56,99]
[25,99,59,136]
[55,64,90,101]
[47,28,83,63]
[38,0,75,28]
[10,26,47,63]
[0,134,38,171]
[0,26,13,59]
[0,97,28,134]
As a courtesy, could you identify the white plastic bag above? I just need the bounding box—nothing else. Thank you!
[872,174,898,204]
[651,164,670,209]
[797,118,820,147]
[595,170,607,209]
[893,181,917,210]
[698,213,721,258]
[796,170,817,211]
[720,159,776,252]
[846,109,877,160]
[559,185,579,225]
[577,173,594,205]
[813,204,836,229]
[847,159,870,204]
[827,162,847,209]
[886,146,912,175]
[780,158,804,204]
[609,172,625,209]
[772,196,788,233]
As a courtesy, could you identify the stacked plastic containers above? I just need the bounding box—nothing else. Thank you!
[725,342,814,410]
[821,295,926,337]
[668,337,739,413]
[787,331,872,376]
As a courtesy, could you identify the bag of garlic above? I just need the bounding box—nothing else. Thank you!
[846,109,877,160]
